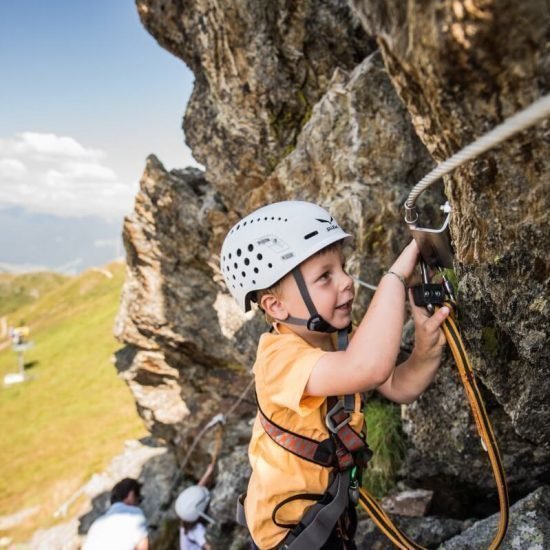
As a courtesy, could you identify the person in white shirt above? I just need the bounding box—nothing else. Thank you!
[83,478,148,550]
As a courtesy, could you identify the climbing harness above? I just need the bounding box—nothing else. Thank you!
[237,329,371,549]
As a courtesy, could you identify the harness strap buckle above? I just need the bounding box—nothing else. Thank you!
[325,399,351,434]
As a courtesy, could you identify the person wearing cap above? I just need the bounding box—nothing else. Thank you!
[83,478,148,550]
[220,201,449,549]
[175,463,215,550]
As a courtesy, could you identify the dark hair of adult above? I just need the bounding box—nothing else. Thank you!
[110,478,142,505]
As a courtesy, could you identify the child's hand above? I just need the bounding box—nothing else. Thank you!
[410,294,449,361]
[389,240,420,285]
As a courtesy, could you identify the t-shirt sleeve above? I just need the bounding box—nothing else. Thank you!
[259,334,327,416]
[133,512,148,544]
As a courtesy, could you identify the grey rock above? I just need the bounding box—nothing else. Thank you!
[381,489,434,517]
[355,514,467,549]
[442,486,550,549]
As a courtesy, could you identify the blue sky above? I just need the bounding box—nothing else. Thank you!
[0,0,198,220]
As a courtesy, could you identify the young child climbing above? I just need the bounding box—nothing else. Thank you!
[220,200,449,549]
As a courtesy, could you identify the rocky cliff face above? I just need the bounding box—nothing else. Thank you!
[114,0,549,546]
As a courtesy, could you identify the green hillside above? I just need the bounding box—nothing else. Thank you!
[0,271,68,317]
[0,262,146,543]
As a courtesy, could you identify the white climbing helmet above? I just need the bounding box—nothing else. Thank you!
[220,201,352,311]
[175,485,213,523]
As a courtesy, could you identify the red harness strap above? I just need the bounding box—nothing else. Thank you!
[257,395,369,471]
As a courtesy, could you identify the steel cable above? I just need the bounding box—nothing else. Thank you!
[405,93,550,211]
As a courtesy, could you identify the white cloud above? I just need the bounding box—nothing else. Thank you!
[0,132,104,161]
[0,132,136,219]
[46,161,117,186]
[0,158,27,179]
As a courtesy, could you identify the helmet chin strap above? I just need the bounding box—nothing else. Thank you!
[280,268,340,334]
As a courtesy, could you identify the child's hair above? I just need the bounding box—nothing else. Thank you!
[255,241,344,324]
[110,478,142,505]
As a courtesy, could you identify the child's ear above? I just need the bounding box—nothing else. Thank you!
[260,293,288,321]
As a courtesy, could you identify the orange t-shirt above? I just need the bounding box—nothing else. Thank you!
[244,325,364,549]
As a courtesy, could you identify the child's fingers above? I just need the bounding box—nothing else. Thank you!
[425,305,450,332]
[391,241,420,281]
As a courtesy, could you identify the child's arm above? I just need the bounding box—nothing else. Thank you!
[306,240,436,396]
[376,297,449,403]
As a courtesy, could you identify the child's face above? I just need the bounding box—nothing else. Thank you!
[278,245,355,330]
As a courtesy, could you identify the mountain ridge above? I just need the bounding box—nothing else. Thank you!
[0,206,123,274]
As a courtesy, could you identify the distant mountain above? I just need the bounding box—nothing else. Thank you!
[0,206,124,274]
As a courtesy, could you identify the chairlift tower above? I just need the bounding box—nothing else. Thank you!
[3,327,34,386]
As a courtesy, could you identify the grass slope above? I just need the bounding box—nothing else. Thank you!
[0,262,146,543]
[0,272,68,318]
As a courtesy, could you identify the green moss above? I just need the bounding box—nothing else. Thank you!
[225,361,247,373]
[267,90,313,167]
[432,268,458,291]
[481,326,499,357]
[364,225,384,242]
[296,90,313,127]
[265,155,279,172]
[362,397,406,498]
[285,143,298,157]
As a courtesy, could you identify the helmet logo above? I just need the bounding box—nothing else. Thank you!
[315,217,339,232]
[257,235,289,253]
